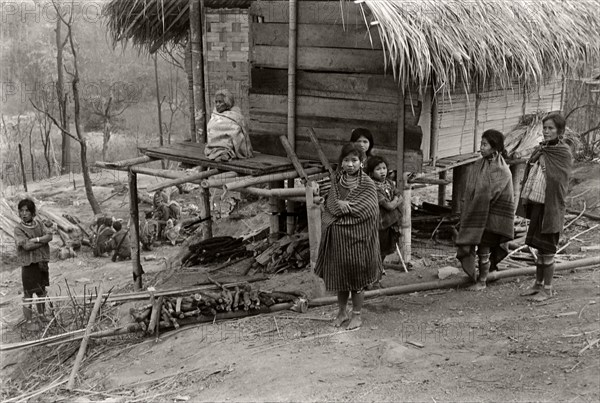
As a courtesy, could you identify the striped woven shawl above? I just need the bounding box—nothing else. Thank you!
[455,154,515,246]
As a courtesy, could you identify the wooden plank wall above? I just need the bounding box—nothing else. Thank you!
[436,79,563,159]
[248,0,423,172]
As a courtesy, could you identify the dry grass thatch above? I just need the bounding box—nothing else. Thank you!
[364,0,600,92]
[104,0,600,92]
[103,0,252,53]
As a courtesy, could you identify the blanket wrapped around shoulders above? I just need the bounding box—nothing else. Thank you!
[315,171,382,291]
[518,142,572,233]
[455,154,515,246]
[205,106,253,161]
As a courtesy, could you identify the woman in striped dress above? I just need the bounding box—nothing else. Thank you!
[315,143,382,330]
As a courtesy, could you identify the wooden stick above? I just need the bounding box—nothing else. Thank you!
[307,128,334,175]
[146,168,220,192]
[279,135,308,182]
[306,181,321,271]
[224,167,324,191]
[564,202,586,230]
[566,208,600,221]
[237,186,316,198]
[395,242,408,272]
[129,171,143,290]
[67,284,104,390]
[201,172,242,188]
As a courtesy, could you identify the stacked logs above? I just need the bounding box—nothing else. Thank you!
[129,284,302,334]
[249,233,310,273]
[181,236,253,267]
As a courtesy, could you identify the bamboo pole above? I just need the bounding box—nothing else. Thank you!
[308,256,600,307]
[67,284,104,390]
[201,172,242,188]
[473,79,482,153]
[288,0,298,147]
[397,88,410,262]
[96,155,154,168]
[189,0,206,143]
[279,135,307,181]
[269,181,285,241]
[129,171,143,290]
[429,87,439,165]
[224,167,324,191]
[437,171,447,205]
[237,186,317,198]
[131,167,187,178]
[147,168,220,192]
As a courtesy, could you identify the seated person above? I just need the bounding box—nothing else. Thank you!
[140,212,158,251]
[108,221,131,261]
[93,217,115,257]
[204,89,253,162]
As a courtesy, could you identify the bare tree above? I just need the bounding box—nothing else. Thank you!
[55,0,71,175]
[89,88,131,162]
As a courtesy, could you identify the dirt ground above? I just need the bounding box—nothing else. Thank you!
[1,162,599,402]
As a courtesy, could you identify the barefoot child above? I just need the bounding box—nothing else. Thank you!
[366,156,402,267]
[14,199,53,323]
[315,143,382,330]
[455,130,515,291]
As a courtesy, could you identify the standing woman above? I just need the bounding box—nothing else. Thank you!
[455,129,515,291]
[350,128,375,161]
[315,143,382,330]
[520,113,572,301]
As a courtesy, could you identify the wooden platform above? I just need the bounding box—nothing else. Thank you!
[141,142,314,176]
[423,152,482,175]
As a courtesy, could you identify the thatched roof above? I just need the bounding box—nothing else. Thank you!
[104,0,600,91]
[103,0,251,53]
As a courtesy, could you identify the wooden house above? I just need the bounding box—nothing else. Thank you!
[103,0,599,288]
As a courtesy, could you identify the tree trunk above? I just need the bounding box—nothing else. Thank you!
[190,0,206,144]
[102,121,110,162]
[56,13,71,175]
[67,22,101,215]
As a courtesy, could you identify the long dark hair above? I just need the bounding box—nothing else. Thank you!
[482,129,508,159]
[349,128,374,156]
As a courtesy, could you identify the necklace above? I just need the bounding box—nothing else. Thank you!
[339,171,359,190]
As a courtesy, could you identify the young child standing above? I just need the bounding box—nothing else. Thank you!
[314,143,382,330]
[365,156,402,262]
[14,199,53,324]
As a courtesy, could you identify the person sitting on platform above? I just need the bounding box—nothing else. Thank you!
[205,89,253,162]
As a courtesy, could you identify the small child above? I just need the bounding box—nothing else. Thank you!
[14,199,53,325]
[365,156,402,263]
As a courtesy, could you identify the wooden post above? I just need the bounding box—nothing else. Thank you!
[306,181,321,271]
[473,79,482,153]
[18,143,27,192]
[189,0,206,143]
[397,89,411,262]
[429,87,439,165]
[437,171,447,206]
[510,162,525,212]
[67,284,103,390]
[269,180,285,242]
[129,171,143,290]
[451,165,469,214]
[288,0,297,147]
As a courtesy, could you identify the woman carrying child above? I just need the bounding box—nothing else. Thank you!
[365,156,402,265]
[315,143,382,330]
[455,129,515,291]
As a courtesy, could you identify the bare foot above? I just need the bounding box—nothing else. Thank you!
[520,282,543,296]
[467,281,486,291]
[528,288,553,302]
[347,313,362,330]
[332,311,349,327]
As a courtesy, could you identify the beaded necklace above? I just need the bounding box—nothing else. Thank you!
[339,171,360,190]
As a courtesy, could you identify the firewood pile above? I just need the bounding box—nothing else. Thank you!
[129,282,304,334]
[249,233,310,273]
[181,236,253,267]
